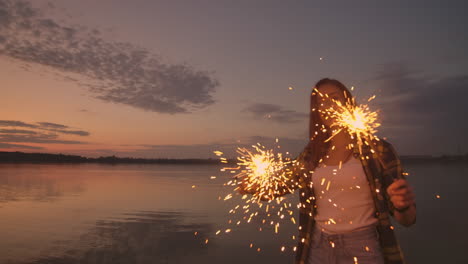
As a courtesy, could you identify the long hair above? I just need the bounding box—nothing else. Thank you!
[305,78,355,170]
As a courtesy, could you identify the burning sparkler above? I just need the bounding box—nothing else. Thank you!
[207,139,305,252]
[313,87,381,156]
[234,143,297,202]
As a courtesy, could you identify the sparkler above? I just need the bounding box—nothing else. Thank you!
[313,87,381,156]
[234,143,297,202]
[207,140,304,252]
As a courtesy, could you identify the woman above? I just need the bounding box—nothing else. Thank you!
[239,78,416,264]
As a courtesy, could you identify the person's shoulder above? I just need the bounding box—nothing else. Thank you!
[373,138,397,156]
[373,138,403,172]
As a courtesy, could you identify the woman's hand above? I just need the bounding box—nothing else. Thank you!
[237,176,258,195]
[386,179,415,210]
[386,178,417,226]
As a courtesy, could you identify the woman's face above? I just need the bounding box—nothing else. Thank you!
[316,84,347,127]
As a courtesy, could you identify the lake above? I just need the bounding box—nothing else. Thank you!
[0,162,466,263]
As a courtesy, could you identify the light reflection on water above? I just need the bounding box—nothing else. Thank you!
[0,162,466,263]
[23,211,214,264]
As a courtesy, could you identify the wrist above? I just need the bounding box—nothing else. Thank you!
[394,203,412,213]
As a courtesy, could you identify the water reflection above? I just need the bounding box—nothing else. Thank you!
[0,164,85,203]
[23,211,213,264]
[0,162,467,264]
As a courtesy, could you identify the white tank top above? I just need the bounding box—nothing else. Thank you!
[311,156,378,234]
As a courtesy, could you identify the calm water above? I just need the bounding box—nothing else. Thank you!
[0,162,466,264]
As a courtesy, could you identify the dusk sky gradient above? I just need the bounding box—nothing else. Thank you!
[1,0,467,158]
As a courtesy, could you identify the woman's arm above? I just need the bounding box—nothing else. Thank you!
[380,140,417,227]
[387,179,417,227]
[237,161,301,201]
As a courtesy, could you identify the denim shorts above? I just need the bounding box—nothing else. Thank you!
[307,224,385,264]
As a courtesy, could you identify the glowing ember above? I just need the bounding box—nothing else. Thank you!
[233,144,297,202]
[314,87,381,155]
[207,139,303,252]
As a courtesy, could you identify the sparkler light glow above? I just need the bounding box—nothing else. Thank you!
[205,140,305,252]
[234,143,297,202]
[313,87,381,155]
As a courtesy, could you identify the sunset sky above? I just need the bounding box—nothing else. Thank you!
[1,0,467,158]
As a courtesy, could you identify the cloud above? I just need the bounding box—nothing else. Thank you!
[0,0,219,114]
[0,142,44,149]
[35,121,90,136]
[370,62,468,154]
[0,128,38,134]
[37,121,68,129]
[48,129,89,136]
[77,108,95,114]
[0,119,90,136]
[0,133,85,144]
[0,119,90,146]
[242,103,308,124]
[0,120,37,128]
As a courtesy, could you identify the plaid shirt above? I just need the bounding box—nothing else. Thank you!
[284,139,415,264]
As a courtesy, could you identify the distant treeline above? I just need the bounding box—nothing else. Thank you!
[0,151,234,165]
[0,151,467,165]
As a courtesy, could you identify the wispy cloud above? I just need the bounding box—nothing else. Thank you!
[0,0,219,114]
[242,103,308,124]
[0,119,90,147]
[37,122,68,130]
[0,120,37,128]
[0,142,44,149]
